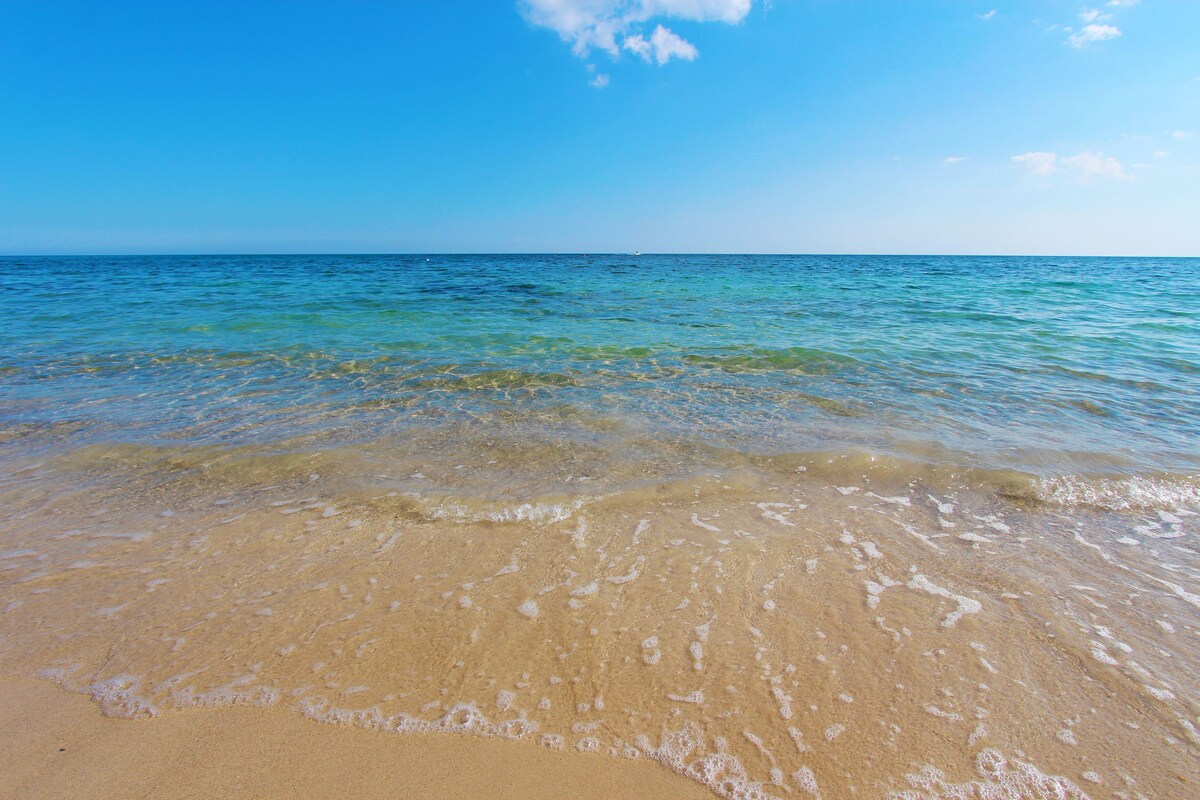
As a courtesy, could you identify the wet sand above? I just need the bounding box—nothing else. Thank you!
[2,454,1197,799]
[0,678,710,800]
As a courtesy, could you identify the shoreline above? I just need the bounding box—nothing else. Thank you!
[2,466,1196,798]
[0,677,711,800]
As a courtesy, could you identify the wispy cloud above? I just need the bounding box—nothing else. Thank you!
[625,24,698,64]
[1060,3,1142,48]
[977,10,996,21]
[519,0,751,70]
[943,156,969,165]
[1062,151,1130,179]
[1012,151,1062,176]
[1067,22,1121,48]
[1012,151,1131,181]
[1171,130,1196,141]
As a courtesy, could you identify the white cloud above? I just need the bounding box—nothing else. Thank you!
[1171,130,1196,141]
[519,0,749,68]
[623,33,652,59]
[590,72,611,88]
[977,10,996,21]
[1067,23,1121,47]
[650,23,699,63]
[943,156,969,165]
[1013,152,1062,176]
[1062,151,1129,180]
[1012,151,1131,181]
[1061,1,1140,48]
[625,23,699,63]
[1079,8,1112,24]
[521,0,626,57]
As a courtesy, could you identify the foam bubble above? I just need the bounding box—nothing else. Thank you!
[757,502,797,527]
[642,636,662,666]
[90,675,158,719]
[570,581,599,597]
[638,722,776,800]
[172,675,280,709]
[793,766,821,797]
[607,562,641,584]
[772,687,794,720]
[908,575,981,627]
[430,498,587,525]
[1036,474,1200,512]
[667,690,704,704]
[895,748,1088,800]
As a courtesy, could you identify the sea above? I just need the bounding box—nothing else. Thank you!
[1,254,1198,798]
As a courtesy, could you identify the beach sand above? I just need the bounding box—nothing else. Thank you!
[2,462,1198,799]
[0,678,709,800]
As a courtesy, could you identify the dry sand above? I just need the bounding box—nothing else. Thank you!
[0,678,710,800]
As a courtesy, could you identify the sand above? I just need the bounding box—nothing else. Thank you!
[3,458,1198,798]
[0,678,710,800]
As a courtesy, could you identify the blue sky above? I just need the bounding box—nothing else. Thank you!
[1,1,1197,255]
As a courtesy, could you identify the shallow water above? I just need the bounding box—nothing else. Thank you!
[1,255,1198,798]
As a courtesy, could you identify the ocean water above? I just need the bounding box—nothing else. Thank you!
[2,255,1198,498]
[1,255,1198,798]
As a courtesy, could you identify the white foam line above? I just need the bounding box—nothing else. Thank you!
[928,494,955,515]
[908,574,981,627]
[756,503,796,527]
[1148,576,1200,610]
[872,511,940,550]
[666,690,704,704]
[607,560,642,585]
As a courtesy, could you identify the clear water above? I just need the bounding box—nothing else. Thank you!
[2,254,1197,486]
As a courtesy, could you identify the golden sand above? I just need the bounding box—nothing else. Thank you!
[0,678,709,799]
[1,453,1197,798]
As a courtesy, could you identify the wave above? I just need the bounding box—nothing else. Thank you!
[12,426,1199,516]
[1031,473,1200,511]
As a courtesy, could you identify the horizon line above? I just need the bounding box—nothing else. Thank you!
[1,252,1198,259]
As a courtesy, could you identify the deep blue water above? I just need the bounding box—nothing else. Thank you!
[1,254,1198,483]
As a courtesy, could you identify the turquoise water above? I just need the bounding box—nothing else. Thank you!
[1,254,1198,500]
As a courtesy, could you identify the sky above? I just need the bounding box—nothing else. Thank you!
[0,1,1197,256]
